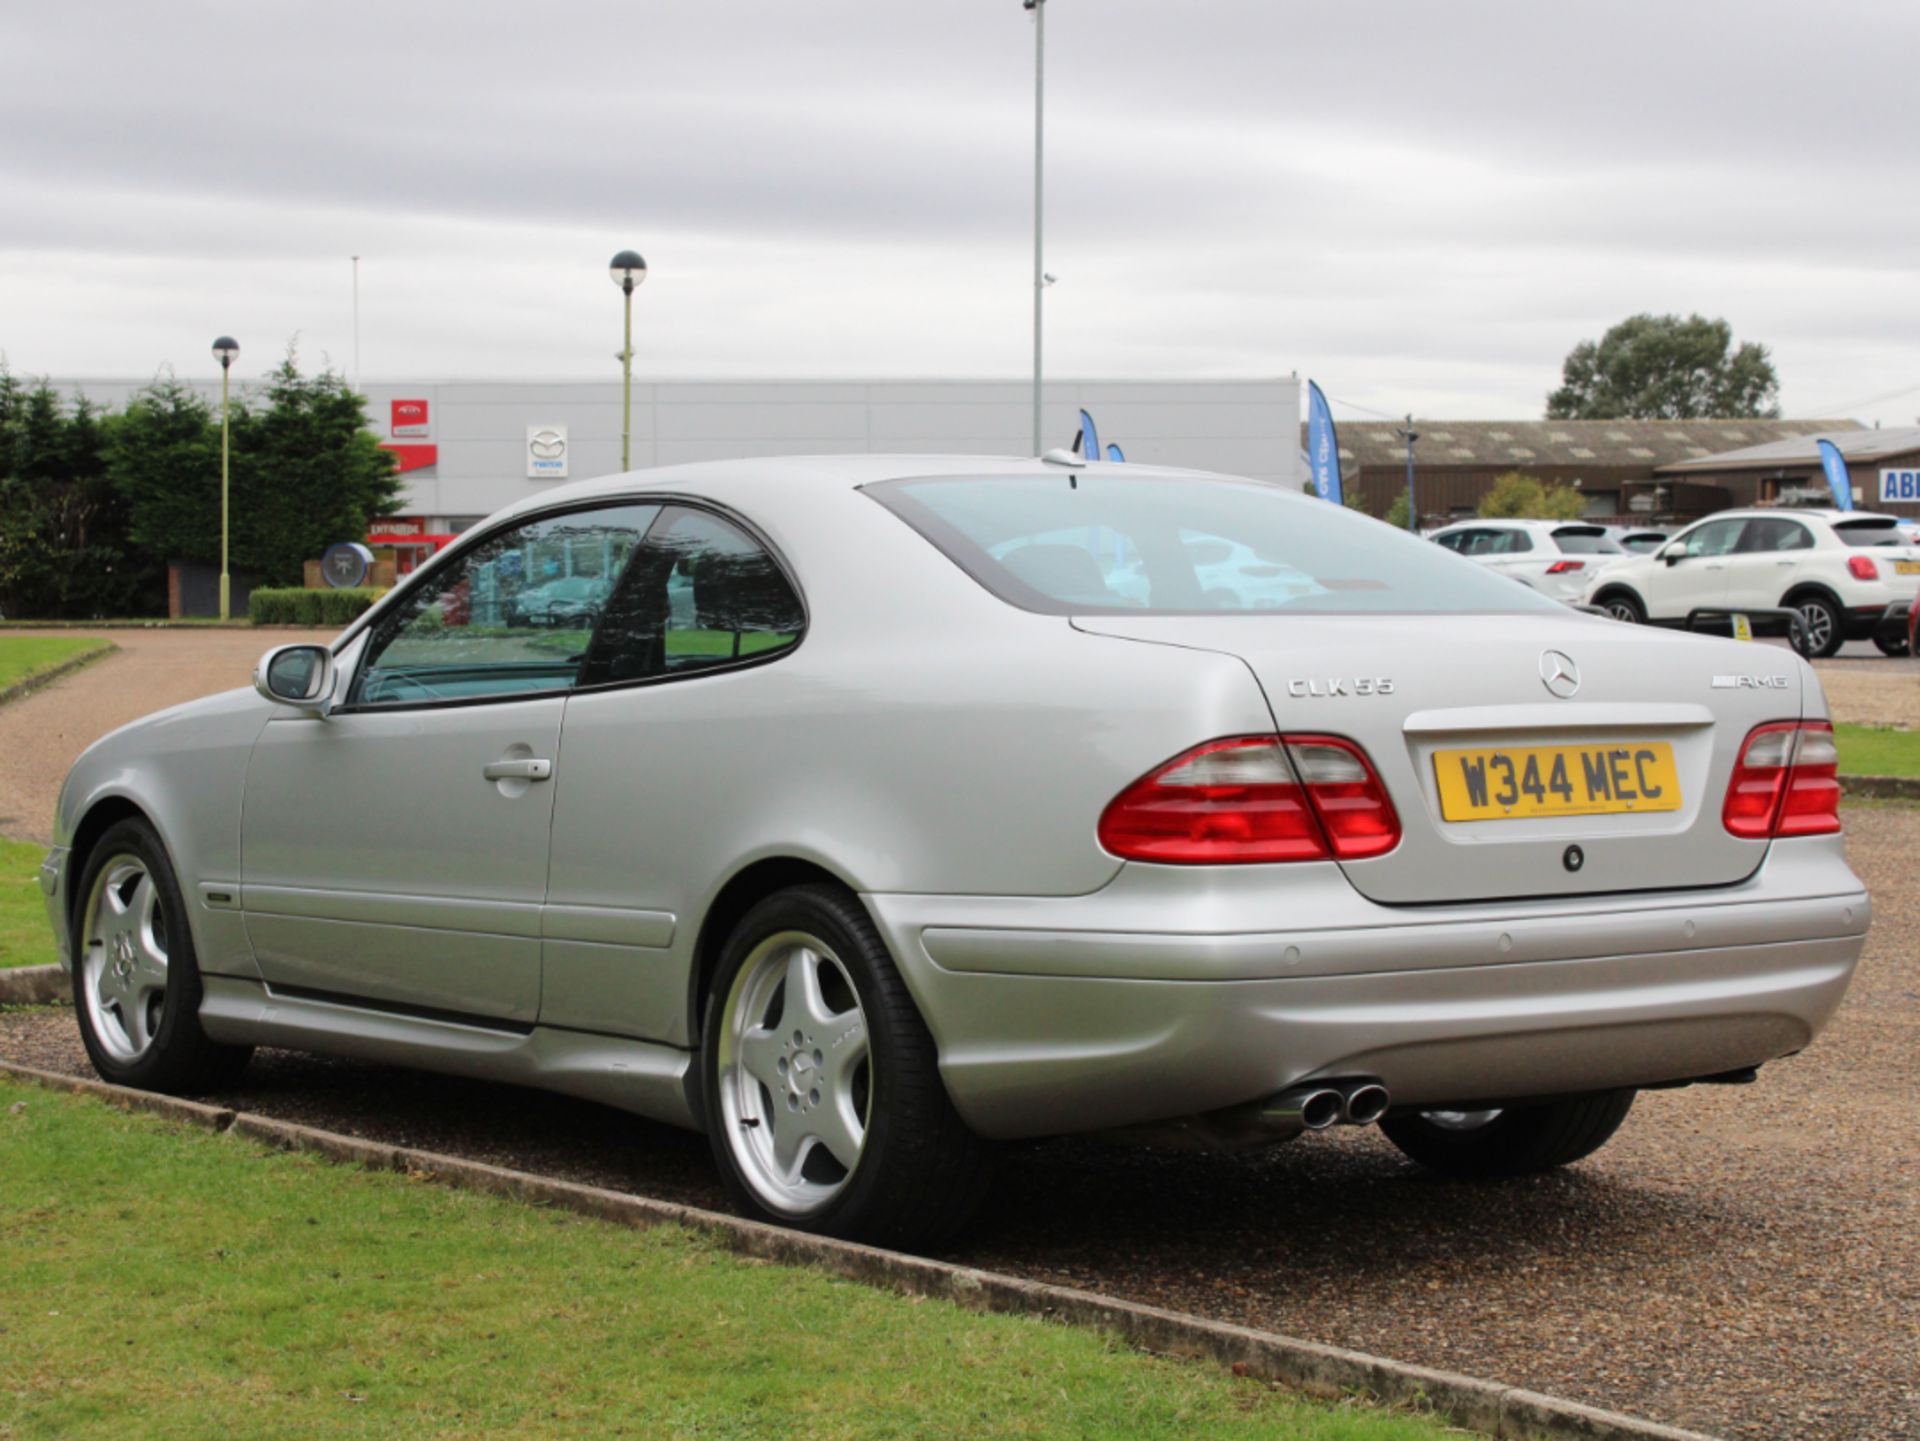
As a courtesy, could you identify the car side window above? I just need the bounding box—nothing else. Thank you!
[1480,529,1532,555]
[1433,531,1469,552]
[579,506,803,685]
[1738,518,1811,553]
[352,503,659,707]
[1680,519,1745,558]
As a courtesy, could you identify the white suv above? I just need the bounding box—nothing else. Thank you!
[1582,508,1919,657]
[1427,519,1623,602]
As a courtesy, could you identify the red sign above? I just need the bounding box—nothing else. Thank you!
[369,516,425,537]
[379,443,438,473]
[391,399,430,437]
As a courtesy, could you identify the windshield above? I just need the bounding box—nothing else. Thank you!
[867,472,1565,616]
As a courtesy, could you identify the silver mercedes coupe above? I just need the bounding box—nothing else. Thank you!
[43,455,1870,1245]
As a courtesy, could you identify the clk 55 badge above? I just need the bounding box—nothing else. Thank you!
[1287,678,1395,697]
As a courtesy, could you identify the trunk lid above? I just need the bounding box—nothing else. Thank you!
[1075,610,1805,904]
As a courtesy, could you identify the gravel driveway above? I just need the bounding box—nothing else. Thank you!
[7,804,1915,1440]
[0,626,332,842]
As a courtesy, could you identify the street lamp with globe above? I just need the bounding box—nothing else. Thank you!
[608,251,647,471]
[211,336,239,618]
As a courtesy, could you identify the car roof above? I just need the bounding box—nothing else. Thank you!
[481,453,1226,528]
[1695,507,1901,524]
[1431,518,1604,532]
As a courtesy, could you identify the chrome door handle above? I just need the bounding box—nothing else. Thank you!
[483,758,553,782]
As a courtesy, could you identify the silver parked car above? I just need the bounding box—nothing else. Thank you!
[44,456,1870,1246]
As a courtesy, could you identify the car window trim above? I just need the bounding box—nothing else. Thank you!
[327,492,809,717]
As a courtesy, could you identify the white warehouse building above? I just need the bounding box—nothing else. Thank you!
[53,375,1303,539]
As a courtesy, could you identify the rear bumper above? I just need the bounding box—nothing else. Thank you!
[865,837,1868,1140]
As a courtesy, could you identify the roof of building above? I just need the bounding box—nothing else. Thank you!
[1310,418,1861,472]
[1656,424,1920,474]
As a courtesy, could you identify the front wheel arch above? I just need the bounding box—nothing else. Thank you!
[65,796,156,939]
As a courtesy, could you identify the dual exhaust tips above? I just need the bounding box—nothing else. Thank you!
[1263,1078,1391,1132]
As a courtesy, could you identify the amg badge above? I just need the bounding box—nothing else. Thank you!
[1710,675,1790,690]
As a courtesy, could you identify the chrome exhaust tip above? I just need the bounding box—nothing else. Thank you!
[1262,1085,1344,1133]
[1339,1080,1391,1127]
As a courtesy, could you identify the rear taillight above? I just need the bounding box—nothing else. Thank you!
[1545,560,1585,574]
[1098,735,1401,864]
[1722,721,1841,839]
[1847,554,1879,581]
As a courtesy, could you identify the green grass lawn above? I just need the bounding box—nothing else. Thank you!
[1,839,56,970]
[0,634,111,692]
[0,1080,1444,1441]
[1832,724,1920,779]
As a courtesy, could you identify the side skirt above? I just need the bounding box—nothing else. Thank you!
[198,975,699,1132]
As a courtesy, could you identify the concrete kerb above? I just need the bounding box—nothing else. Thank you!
[0,965,68,1006]
[0,1059,1724,1441]
[0,641,118,709]
[1839,773,1920,802]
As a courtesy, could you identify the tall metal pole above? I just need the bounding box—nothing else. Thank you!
[351,255,361,391]
[620,281,635,471]
[1398,413,1420,533]
[1029,0,1045,456]
[219,363,231,620]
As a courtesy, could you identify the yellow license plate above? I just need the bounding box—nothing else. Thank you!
[1896,560,1920,575]
[1434,742,1682,821]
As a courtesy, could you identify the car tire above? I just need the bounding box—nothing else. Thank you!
[1872,633,1909,657]
[1596,590,1645,625]
[70,818,253,1095]
[701,883,992,1248]
[1378,1089,1635,1178]
[1786,594,1845,658]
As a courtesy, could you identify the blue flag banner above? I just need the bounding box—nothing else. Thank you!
[1077,409,1101,461]
[1306,381,1343,504]
[1815,438,1853,512]
[1106,443,1125,462]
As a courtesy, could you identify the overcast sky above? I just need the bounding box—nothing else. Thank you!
[5,0,1918,425]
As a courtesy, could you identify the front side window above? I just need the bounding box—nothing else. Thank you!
[579,506,804,685]
[867,473,1564,615]
[1678,519,1746,558]
[353,504,658,706]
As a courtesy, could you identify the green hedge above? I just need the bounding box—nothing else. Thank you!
[248,587,385,626]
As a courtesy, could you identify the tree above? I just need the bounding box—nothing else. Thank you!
[1545,313,1779,421]
[228,352,403,586]
[1478,471,1587,521]
[108,349,402,589]
[0,369,159,618]
[1382,491,1411,530]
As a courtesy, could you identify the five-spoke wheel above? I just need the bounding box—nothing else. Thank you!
[702,883,989,1247]
[70,818,251,1093]
[714,931,872,1217]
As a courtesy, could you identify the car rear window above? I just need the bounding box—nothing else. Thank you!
[1549,527,1621,554]
[1834,518,1902,546]
[866,472,1565,615]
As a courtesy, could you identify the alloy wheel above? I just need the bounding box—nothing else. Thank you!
[1795,602,1834,655]
[714,930,872,1217]
[79,855,170,1062]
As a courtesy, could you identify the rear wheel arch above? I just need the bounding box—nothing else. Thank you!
[688,857,863,1067]
[1779,584,1847,657]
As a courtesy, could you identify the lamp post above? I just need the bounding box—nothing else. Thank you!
[1396,413,1420,533]
[608,250,647,471]
[211,337,239,619]
[1025,0,1046,456]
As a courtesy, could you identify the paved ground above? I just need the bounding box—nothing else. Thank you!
[0,627,332,843]
[3,628,1917,1438]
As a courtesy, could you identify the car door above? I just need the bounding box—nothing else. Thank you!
[539,504,806,1044]
[1723,516,1811,613]
[241,501,659,1025]
[1641,516,1745,620]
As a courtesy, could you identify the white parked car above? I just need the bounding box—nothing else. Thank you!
[1582,509,1919,657]
[1427,520,1624,602]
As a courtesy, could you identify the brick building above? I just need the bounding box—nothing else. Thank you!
[1656,425,1920,520]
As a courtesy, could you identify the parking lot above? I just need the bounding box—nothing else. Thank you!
[3,627,1916,1439]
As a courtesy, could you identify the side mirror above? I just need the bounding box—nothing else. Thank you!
[253,644,336,716]
[1659,541,1688,564]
